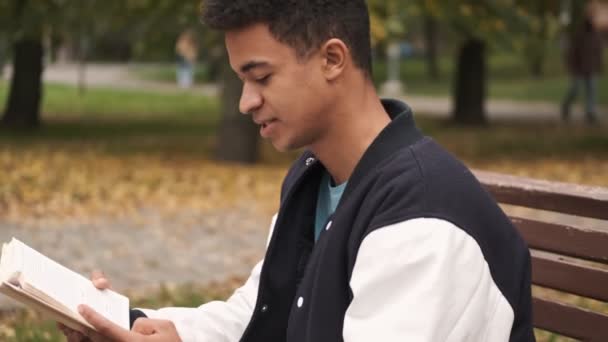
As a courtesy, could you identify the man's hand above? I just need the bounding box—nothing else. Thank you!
[78,304,182,342]
[90,270,111,291]
[59,271,181,341]
[59,270,113,341]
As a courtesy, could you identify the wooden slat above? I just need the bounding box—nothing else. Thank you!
[531,250,608,302]
[511,217,608,263]
[474,170,608,220]
[533,297,608,342]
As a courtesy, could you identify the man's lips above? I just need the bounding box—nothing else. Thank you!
[254,118,278,127]
[258,118,278,138]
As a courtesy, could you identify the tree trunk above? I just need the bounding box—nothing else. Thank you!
[529,2,549,79]
[0,38,6,79]
[452,38,487,125]
[213,62,259,164]
[530,53,545,79]
[423,14,440,81]
[2,37,43,128]
[78,35,88,95]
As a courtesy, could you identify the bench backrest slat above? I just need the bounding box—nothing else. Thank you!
[474,170,608,340]
[533,298,608,342]
[474,170,608,220]
[512,217,608,263]
[531,250,608,303]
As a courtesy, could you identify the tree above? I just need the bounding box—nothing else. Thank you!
[423,13,440,81]
[1,0,46,128]
[453,37,486,124]
[213,61,259,164]
[517,1,561,78]
[422,2,530,124]
[0,2,8,80]
[0,0,203,129]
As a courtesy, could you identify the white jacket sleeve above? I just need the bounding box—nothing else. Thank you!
[137,214,278,342]
[343,218,514,342]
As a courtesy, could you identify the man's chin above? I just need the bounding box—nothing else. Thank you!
[271,139,300,153]
[271,143,291,153]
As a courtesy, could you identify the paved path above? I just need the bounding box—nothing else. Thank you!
[398,95,605,124]
[0,206,270,309]
[4,62,605,123]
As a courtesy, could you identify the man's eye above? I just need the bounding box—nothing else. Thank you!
[256,75,272,85]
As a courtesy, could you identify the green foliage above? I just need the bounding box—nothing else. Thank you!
[0,0,211,62]
[367,0,535,47]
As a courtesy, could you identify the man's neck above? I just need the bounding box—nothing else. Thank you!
[310,87,390,185]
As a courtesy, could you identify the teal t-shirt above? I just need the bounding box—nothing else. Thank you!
[314,172,347,242]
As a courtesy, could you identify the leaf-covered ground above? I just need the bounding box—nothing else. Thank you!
[0,145,284,224]
[0,84,606,341]
[2,115,606,224]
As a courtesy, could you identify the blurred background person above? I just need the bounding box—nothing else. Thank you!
[561,6,604,124]
[175,29,198,89]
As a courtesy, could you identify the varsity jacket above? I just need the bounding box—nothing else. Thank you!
[139,99,535,342]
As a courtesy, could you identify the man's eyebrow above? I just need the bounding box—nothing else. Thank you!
[240,61,270,73]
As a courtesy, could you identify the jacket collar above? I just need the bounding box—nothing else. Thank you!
[341,99,423,198]
[296,99,423,199]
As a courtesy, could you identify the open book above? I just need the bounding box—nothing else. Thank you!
[0,238,129,333]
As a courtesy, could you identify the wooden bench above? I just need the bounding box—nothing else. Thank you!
[475,170,608,342]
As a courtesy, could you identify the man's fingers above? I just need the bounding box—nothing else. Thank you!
[132,318,157,335]
[132,318,182,341]
[57,322,89,342]
[90,270,111,290]
[132,318,178,335]
[131,318,158,335]
[78,304,134,342]
[67,330,90,342]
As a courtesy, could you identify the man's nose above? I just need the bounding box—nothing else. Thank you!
[239,83,263,115]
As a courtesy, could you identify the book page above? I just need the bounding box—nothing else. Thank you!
[8,239,129,330]
[0,282,93,333]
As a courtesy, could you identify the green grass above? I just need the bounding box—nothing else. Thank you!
[416,117,608,161]
[130,52,608,105]
[0,284,598,341]
[0,82,220,156]
[0,283,233,342]
[373,51,608,105]
[133,64,216,86]
[1,81,606,162]
[0,82,218,118]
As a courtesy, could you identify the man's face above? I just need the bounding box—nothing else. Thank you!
[225,23,331,152]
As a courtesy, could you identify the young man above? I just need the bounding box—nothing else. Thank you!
[64,0,535,341]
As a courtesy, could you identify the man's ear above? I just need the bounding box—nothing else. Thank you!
[321,38,348,81]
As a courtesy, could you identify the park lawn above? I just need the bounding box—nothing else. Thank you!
[133,64,215,88]
[0,280,240,342]
[375,52,608,105]
[0,82,221,152]
[0,84,606,341]
[134,52,608,105]
[0,83,606,222]
[0,82,219,118]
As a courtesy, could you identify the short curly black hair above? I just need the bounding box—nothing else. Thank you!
[201,0,372,78]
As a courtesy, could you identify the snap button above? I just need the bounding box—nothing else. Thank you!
[297,296,304,308]
[261,304,269,313]
[305,157,315,166]
[325,221,332,231]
